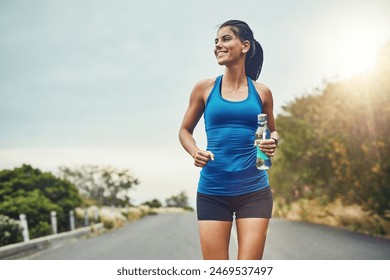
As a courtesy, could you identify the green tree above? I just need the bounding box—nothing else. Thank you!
[59,165,139,206]
[142,199,163,208]
[269,42,390,216]
[166,191,193,211]
[0,164,82,239]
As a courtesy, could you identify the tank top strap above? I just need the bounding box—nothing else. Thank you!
[205,75,223,107]
[247,77,263,111]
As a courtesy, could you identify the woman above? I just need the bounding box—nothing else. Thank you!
[179,20,279,260]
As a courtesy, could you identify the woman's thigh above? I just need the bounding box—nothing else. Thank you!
[236,218,270,260]
[198,221,232,260]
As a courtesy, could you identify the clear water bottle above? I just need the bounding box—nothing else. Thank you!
[255,113,272,170]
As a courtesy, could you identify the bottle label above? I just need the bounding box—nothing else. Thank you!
[257,146,269,160]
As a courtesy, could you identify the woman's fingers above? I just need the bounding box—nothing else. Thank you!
[193,150,214,167]
[258,139,277,157]
[207,151,215,161]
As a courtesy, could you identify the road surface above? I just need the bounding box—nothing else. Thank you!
[25,212,390,260]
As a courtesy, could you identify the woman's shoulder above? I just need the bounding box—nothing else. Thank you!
[193,77,218,91]
[191,77,218,100]
[252,81,272,95]
[251,80,273,106]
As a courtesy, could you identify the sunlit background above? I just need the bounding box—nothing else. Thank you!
[1,0,390,205]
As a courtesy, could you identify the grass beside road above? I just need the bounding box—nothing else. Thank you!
[75,205,190,230]
[273,198,390,238]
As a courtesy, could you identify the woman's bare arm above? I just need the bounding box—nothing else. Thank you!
[179,79,215,167]
[256,83,279,156]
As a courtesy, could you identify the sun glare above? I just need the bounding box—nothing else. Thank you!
[337,41,378,79]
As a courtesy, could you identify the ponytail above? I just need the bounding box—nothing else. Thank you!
[245,39,263,81]
[219,20,264,81]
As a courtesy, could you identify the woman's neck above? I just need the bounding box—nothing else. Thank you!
[223,66,247,89]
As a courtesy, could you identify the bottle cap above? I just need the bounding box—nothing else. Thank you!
[257,114,267,122]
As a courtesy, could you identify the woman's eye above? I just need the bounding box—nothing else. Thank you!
[215,36,231,44]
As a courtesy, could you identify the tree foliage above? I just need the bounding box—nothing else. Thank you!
[270,43,390,217]
[0,215,23,246]
[166,191,193,211]
[142,199,163,208]
[59,165,139,206]
[0,164,82,239]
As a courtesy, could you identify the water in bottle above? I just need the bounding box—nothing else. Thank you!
[255,113,272,170]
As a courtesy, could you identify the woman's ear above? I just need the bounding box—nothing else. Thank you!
[242,40,251,54]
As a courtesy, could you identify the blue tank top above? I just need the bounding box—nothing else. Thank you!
[198,75,269,196]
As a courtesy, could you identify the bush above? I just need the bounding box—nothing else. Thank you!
[29,221,53,238]
[0,215,23,246]
[273,198,390,237]
[0,165,82,238]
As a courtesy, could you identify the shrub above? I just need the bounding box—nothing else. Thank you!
[0,215,23,246]
[273,198,390,236]
[0,165,82,238]
[29,221,53,238]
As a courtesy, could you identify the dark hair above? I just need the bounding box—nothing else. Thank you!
[219,20,263,81]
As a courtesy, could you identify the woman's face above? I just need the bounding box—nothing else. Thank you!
[214,26,247,66]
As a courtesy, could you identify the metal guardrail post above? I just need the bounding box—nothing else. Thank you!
[93,207,99,222]
[19,214,30,242]
[50,211,58,234]
[84,208,89,226]
[69,210,75,231]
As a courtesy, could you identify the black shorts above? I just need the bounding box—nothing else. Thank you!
[196,187,273,221]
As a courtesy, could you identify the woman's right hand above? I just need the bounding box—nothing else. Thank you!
[192,149,214,168]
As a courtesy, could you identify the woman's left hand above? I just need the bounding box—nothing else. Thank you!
[257,139,277,157]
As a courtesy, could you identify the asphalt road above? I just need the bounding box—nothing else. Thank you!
[26,212,390,260]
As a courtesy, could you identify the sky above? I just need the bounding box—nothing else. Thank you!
[1,0,390,206]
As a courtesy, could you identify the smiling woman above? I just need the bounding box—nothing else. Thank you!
[179,20,279,260]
